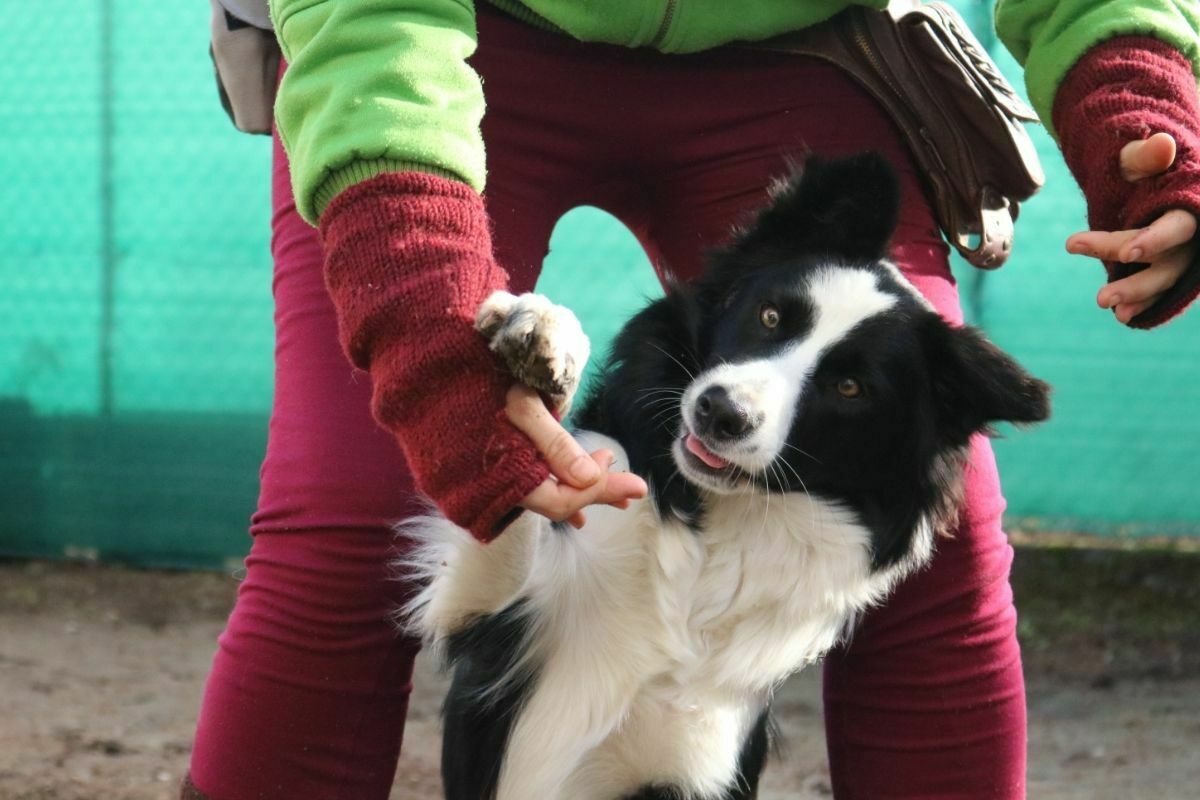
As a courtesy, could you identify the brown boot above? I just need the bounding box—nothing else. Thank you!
[180,774,210,800]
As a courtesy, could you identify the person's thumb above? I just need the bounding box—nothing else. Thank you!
[1119,132,1177,182]
[505,384,602,488]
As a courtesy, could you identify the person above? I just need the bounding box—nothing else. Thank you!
[187,1,1200,797]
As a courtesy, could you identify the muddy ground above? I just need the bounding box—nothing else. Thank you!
[1,544,1198,799]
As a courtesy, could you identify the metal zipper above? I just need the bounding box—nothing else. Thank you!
[847,11,904,100]
[650,0,678,48]
[848,12,949,174]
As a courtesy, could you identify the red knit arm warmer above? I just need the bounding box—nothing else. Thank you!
[1052,36,1200,329]
[320,172,550,541]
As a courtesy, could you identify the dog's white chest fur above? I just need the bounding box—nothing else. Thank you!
[408,434,924,800]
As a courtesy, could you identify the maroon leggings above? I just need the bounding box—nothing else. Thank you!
[189,7,1025,798]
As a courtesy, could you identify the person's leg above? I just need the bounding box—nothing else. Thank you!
[472,6,627,284]
[821,438,1024,800]
[185,132,423,800]
[185,30,573,792]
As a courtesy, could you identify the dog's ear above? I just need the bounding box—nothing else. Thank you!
[730,152,900,261]
[919,312,1051,446]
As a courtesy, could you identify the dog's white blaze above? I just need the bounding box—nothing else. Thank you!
[804,266,900,346]
[682,267,899,472]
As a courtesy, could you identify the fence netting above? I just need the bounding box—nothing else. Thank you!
[2,1,1197,568]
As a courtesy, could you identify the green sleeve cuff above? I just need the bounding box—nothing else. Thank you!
[313,159,470,222]
[995,0,1200,140]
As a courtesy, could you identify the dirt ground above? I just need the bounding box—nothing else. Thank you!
[1,544,1198,800]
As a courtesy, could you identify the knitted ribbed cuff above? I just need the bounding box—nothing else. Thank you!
[320,171,549,540]
[313,158,469,223]
[1054,36,1200,329]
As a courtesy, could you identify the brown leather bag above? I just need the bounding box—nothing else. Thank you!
[754,0,1044,269]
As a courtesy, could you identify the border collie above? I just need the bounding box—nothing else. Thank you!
[403,154,1050,800]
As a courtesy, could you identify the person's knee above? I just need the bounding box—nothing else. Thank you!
[225,530,419,667]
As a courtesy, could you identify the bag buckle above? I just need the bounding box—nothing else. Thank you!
[955,186,1014,270]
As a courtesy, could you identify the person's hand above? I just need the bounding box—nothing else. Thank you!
[1066,132,1197,324]
[505,386,648,529]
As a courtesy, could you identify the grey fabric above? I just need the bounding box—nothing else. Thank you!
[219,0,272,30]
[210,0,280,135]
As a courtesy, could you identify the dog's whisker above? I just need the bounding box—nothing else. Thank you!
[634,391,682,403]
[774,455,818,534]
[648,342,697,381]
[643,397,682,412]
[649,407,682,428]
[761,462,775,540]
[632,391,685,412]
[635,387,686,398]
[648,400,676,419]
[634,395,685,409]
[637,400,682,414]
[775,455,804,488]
[781,442,823,465]
[636,398,681,417]
[658,469,682,504]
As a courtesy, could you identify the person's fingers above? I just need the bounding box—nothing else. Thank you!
[596,471,649,504]
[1119,132,1177,182]
[1098,249,1191,312]
[520,479,586,526]
[1066,228,1140,261]
[520,469,648,528]
[1067,211,1196,264]
[1115,210,1197,263]
[1113,297,1155,324]
[505,384,602,488]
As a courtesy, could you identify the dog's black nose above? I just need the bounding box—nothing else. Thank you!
[695,386,753,441]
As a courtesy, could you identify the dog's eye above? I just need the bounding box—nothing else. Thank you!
[836,377,863,399]
[759,304,781,329]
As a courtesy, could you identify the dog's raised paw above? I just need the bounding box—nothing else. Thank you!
[475,291,590,413]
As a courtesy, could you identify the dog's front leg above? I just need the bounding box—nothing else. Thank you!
[492,525,660,800]
[476,290,590,416]
[494,662,638,800]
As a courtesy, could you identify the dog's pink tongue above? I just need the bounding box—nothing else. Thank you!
[685,433,729,469]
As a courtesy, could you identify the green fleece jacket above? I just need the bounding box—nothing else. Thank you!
[268,0,1200,224]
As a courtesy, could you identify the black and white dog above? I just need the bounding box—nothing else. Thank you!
[403,154,1050,800]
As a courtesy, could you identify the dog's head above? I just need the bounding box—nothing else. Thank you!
[583,153,1050,568]
[673,153,1049,564]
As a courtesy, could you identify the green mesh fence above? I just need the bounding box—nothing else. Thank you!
[2,1,1198,569]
